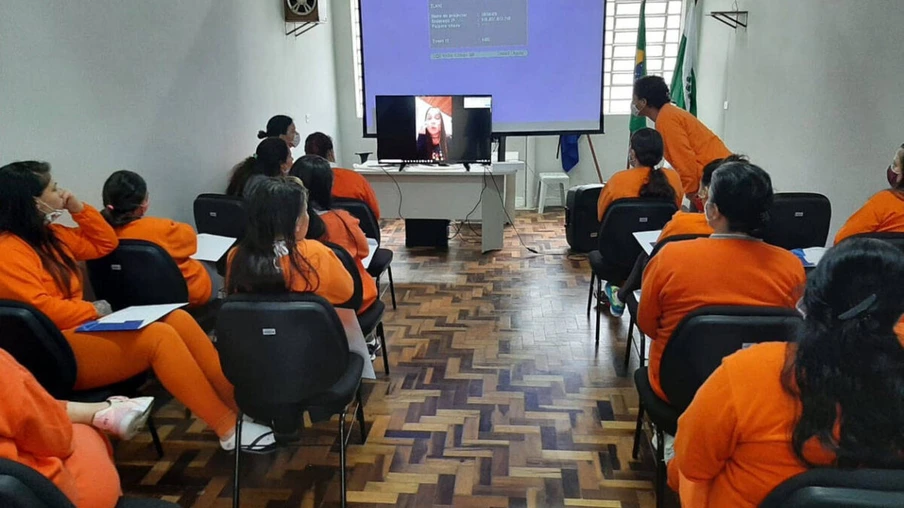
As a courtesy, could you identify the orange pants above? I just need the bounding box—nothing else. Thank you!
[66,424,121,508]
[65,310,237,437]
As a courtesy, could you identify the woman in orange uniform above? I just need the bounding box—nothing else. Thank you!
[0,349,157,508]
[0,161,274,452]
[290,155,378,315]
[668,238,904,507]
[638,161,806,403]
[834,144,904,243]
[101,170,219,306]
[305,132,381,221]
[632,76,731,208]
[226,176,353,306]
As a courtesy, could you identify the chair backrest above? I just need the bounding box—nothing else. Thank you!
[597,198,678,273]
[849,232,904,254]
[333,198,381,243]
[660,305,803,412]
[215,293,351,420]
[0,459,75,508]
[763,192,832,249]
[86,240,188,311]
[322,241,363,311]
[760,468,904,508]
[193,193,247,240]
[0,300,76,399]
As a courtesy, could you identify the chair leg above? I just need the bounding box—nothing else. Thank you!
[355,388,367,444]
[587,273,595,317]
[147,414,164,459]
[632,403,645,460]
[338,411,348,508]
[595,282,603,348]
[233,414,243,508]
[640,332,647,367]
[378,322,390,376]
[655,428,665,508]
[623,314,635,372]
[387,266,397,310]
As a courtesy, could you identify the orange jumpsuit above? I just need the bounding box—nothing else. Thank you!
[0,206,237,437]
[597,166,684,221]
[0,348,122,508]
[114,217,213,306]
[655,103,731,196]
[834,190,904,244]
[668,343,835,507]
[657,211,714,242]
[332,167,381,220]
[637,238,805,402]
[319,210,378,314]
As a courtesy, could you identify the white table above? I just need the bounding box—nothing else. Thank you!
[353,161,523,253]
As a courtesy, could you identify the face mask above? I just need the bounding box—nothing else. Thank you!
[887,164,901,188]
[37,199,64,224]
[292,131,301,148]
[630,102,642,117]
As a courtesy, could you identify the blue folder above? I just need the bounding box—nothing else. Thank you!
[76,320,145,332]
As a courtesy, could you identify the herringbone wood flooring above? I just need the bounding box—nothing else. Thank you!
[116,210,669,508]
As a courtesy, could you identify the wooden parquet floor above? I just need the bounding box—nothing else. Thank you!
[117,210,670,508]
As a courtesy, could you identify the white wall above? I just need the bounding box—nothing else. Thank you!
[696,0,904,240]
[0,0,340,224]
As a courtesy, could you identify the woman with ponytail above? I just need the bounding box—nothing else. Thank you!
[669,238,904,507]
[638,161,806,404]
[258,114,300,150]
[225,137,293,198]
[101,170,220,306]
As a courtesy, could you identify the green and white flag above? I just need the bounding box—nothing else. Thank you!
[670,0,702,116]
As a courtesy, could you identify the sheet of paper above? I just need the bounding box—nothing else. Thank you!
[633,230,662,256]
[336,308,377,380]
[192,233,236,262]
[802,247,826,266]
[96,303,188,328]
[363,238,379,269]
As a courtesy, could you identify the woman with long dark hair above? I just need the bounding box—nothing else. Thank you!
[289,155,377,314]
[0,161,274,452]
[834,143,904,243]
[225,137,293,198]
[669,238,904,506]
[226,176,353,304]
[415,107,450,161]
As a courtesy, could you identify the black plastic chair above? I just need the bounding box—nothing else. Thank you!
[760,468,904,507]
[86,239,219,332]
[333,198,397,310]
[193,193,247,240]
[215,293,368,508]
[763,193,832,250]
[632,306,803,508]
[324,242,389,375]
[622,234,710,372]
[587,199,677,347]
[0,458,179,508]
[848,232,904,253]
[0,300,164,458]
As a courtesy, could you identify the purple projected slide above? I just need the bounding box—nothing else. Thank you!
[360,0,606,135]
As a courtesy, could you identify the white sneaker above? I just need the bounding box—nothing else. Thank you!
[219,421,276,453]
[92,396,155,440]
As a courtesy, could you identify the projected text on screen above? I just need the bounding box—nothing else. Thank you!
[429,1,528,60]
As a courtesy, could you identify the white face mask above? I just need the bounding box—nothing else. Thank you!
[292,131,301,148]
[36,199,64,224]
[631,101,643,117]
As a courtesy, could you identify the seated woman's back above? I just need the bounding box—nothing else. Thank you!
[835,145,904,243]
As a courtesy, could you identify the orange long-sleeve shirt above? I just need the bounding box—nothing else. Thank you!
[226,239,353,306]
[637,238,805,402]
[320,210,377,314]
[596,166,684,221]
[0,205,119,331]
[657,211,714,242]
[834,190,904,244]
[668,343,835,507]
[655,103,731,195]
[332,167,381,221]
[114,217,212,306]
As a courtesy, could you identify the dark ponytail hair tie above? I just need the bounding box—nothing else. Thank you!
[257,130,268,139]
[838,293,878,321]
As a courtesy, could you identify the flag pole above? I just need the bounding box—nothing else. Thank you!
[587,136,604,184]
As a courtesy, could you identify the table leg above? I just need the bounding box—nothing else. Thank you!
[504,173,517,225]
[481,175,505,253]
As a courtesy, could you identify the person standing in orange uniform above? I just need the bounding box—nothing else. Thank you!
[834,144,904,243]
[101,170,220,306]
[632,76,731,208]
[638,161,805,403]
[0,161,275,453]
[668,238,904,507]
[305,132,381,221]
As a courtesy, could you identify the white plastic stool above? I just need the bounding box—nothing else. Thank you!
[537,173,570,213]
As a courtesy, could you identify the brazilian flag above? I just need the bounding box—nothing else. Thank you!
[629,0,647,134]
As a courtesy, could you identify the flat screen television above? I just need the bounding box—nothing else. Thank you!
[376,95,493,164]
